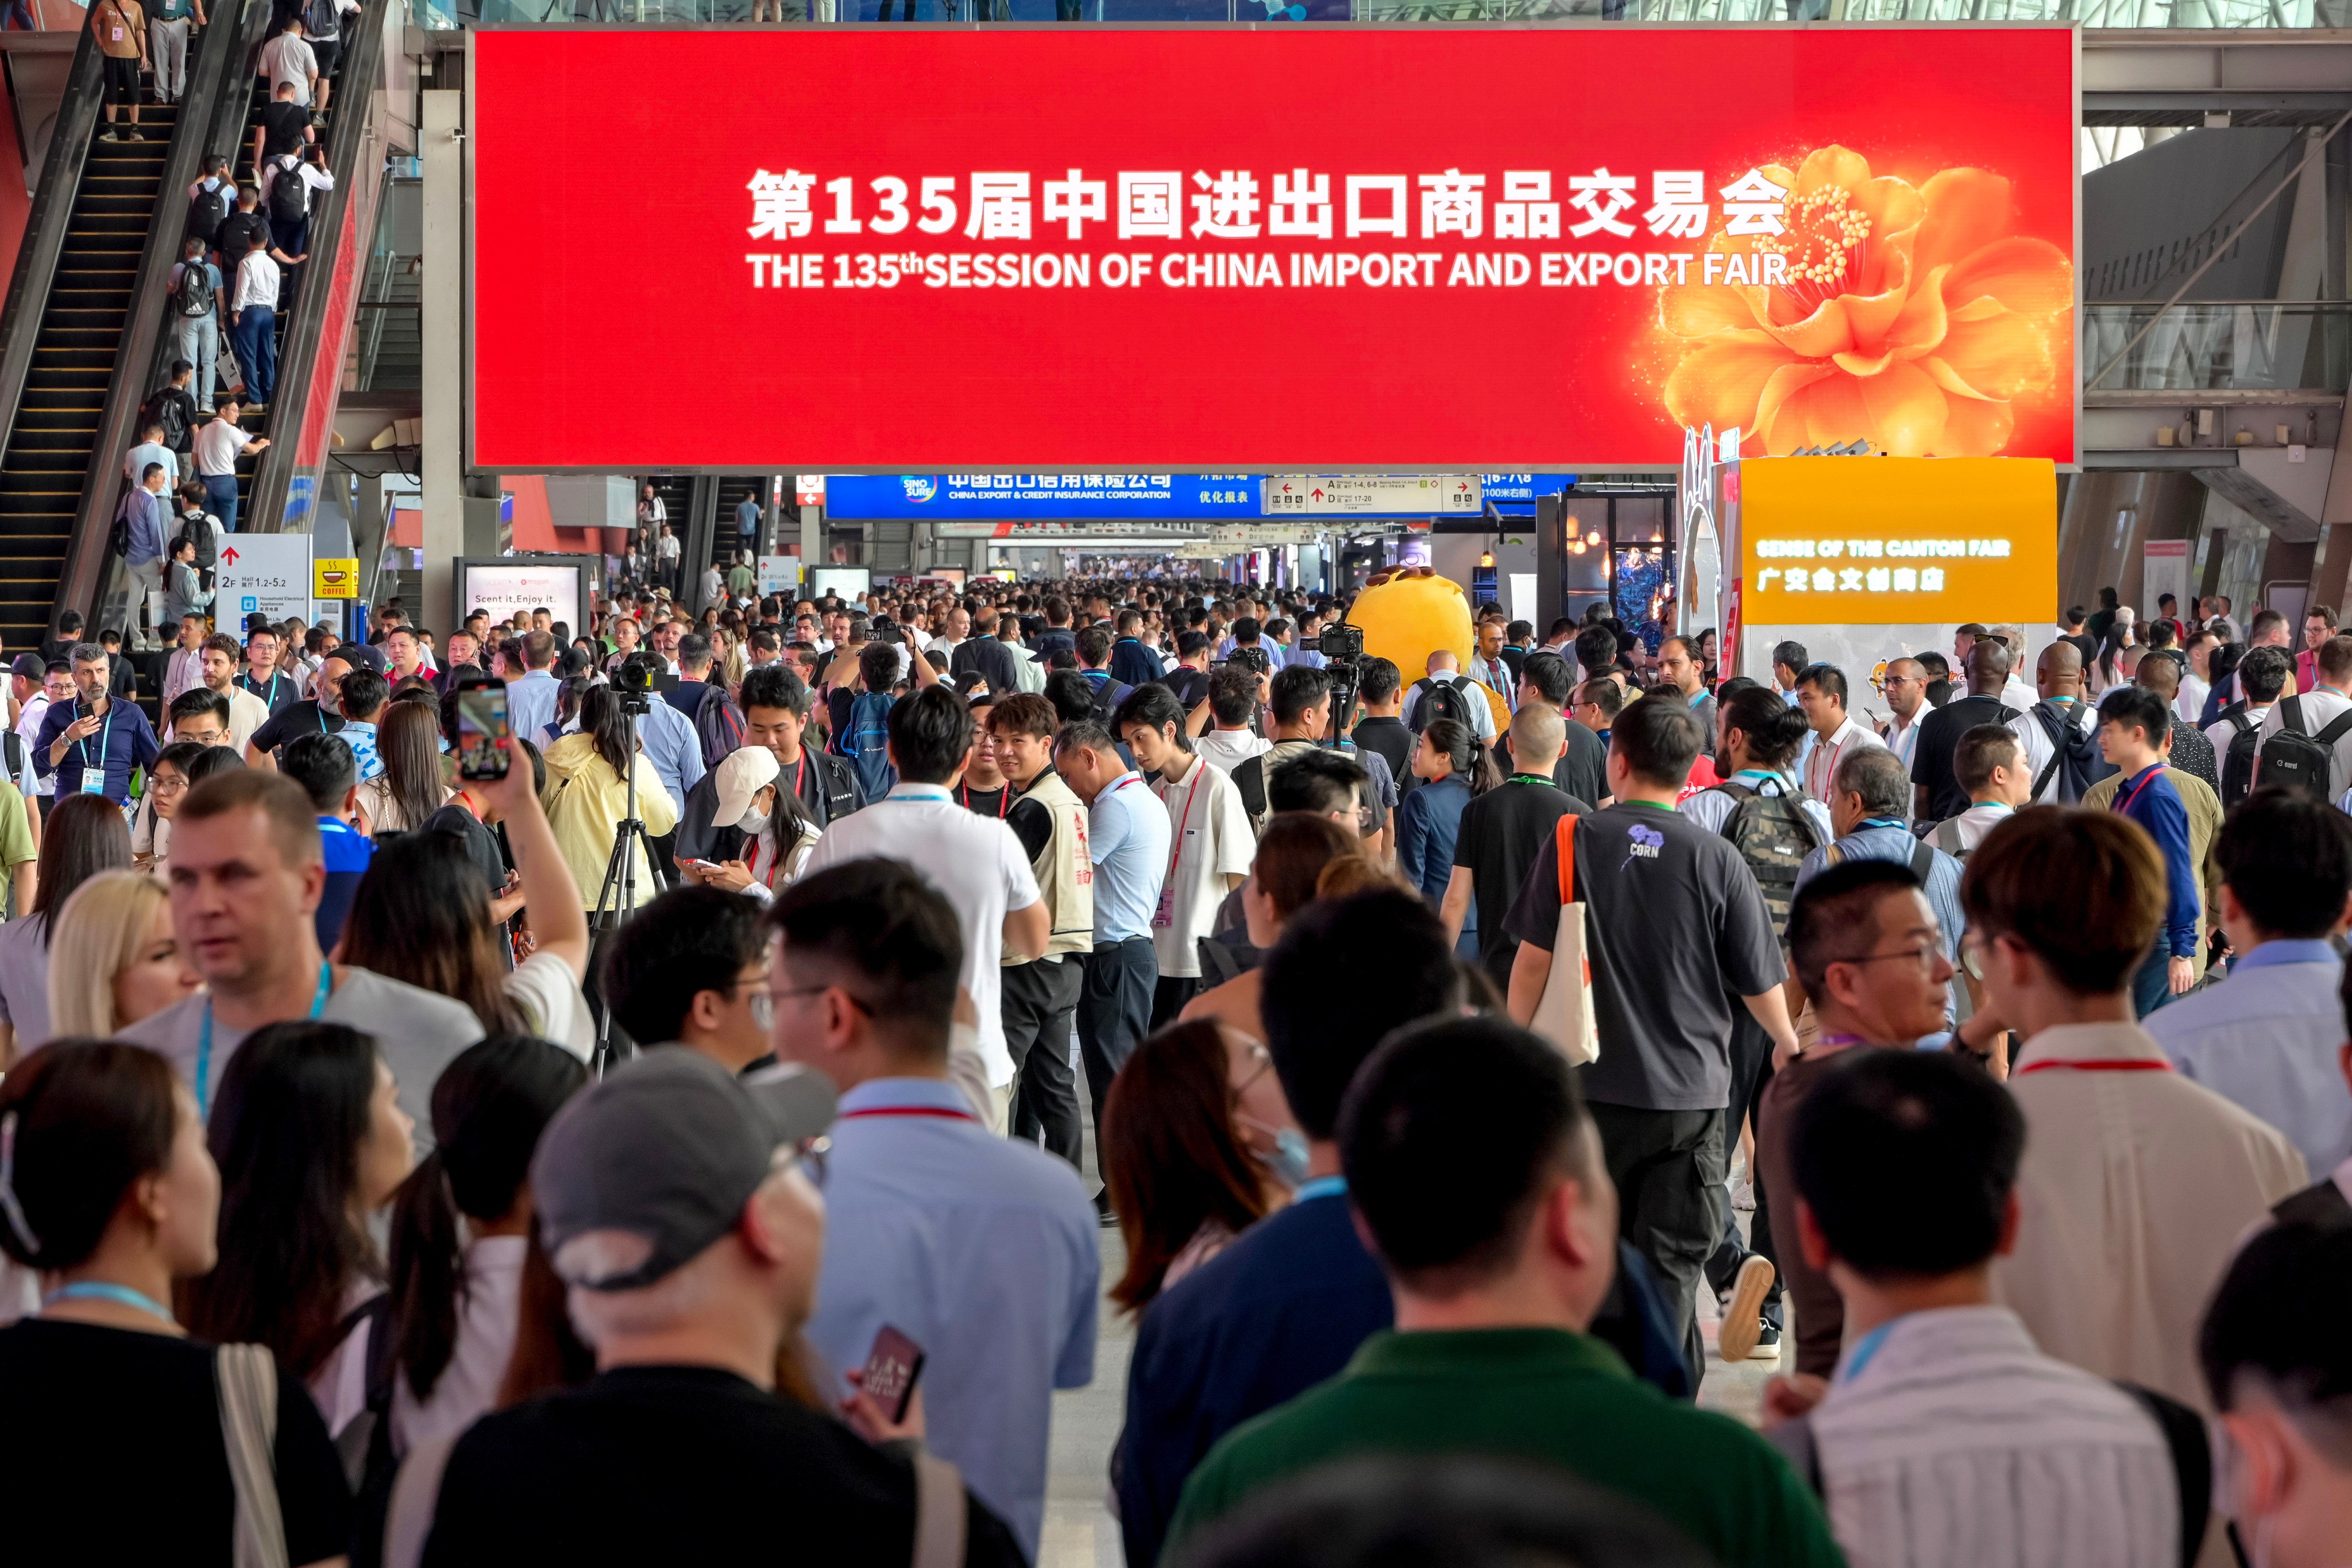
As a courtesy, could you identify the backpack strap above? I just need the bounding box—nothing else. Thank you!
[1910,837,1936,882]
[1235,755,1266,822]
[2313,706,2352,750]
[215,1342,291,1568]
[910,1449,968,1568]
[1555,814,1579,905]
[2283,694,2309,736]
[2221,704,2251,735]
[2111,1381,2212,1568]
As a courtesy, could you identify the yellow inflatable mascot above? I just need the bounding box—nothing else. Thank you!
[1347,566,1509,733]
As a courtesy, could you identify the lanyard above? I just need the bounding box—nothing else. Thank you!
[196,960,331,1118]
[959,782,1009,818]
[784,751,807,810]
[1292,1175,1347,1203]
[1839,1319,1901,1384]
[43,1281,176,1324]
[1107,773,1145,801]
[1859,817,1909,833]
[1507,773,1554,786]
[76,704,109,781]
[2014,1058,2173,1077]
[2114,766,2163,817]
[1160,760,1208,880]
[837,1106,976,1123]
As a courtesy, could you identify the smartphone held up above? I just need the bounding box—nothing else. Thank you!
[454,672,513,781]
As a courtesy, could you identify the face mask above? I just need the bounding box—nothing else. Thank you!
[1238,1116,1311,1191]
[736,808,769,835]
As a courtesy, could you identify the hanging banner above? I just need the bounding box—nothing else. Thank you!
[469,26,2077,472]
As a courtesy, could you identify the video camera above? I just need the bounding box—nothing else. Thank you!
[1308,624,1364,663]
[1226,645,1272,676]
[611,654,679,712]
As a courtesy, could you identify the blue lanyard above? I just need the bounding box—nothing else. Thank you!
[75,704,108,779]
[43,1280,176,1324]
[1859,817,1909,833]
[1839,1318,1901,1384]
[1292,1175,1347,1203]
[196,960,331,1118]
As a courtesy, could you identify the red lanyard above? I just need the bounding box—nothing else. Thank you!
[837,1106,976,1122]
[2114,767,2162,816]
[1160,759,1207,879]
[960,782,1009,818]
[2015,1059,2173,1077]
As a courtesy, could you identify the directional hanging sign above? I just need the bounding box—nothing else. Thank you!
[1210,524,1327,546]
[216,535,314,625]
[1262,475,1483,516]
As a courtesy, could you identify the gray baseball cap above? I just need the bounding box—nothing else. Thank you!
[532,1050,837,1293]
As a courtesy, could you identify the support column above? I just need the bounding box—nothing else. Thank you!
[419,89,464,631]
[801,500,822,569]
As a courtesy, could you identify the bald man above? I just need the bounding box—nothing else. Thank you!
[1909,639,2019,821]
[2002,639,2099,804]
[1877,656,1930,774]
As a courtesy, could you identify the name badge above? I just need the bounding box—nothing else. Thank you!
[79,771,106,795]
[109,25,123,37]
[1152,885,1176,929]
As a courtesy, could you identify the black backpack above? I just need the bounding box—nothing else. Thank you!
[692,679,747,771]
[1408,674,1477,736]
[1709,779,1822,940]
[2027,698,2110,804]
[2256,694,2352,804]
[170,257,213,318]
[2218,704,2261,809]
[267,157,307,223]
[1086,674,1132,727]
[145,389,190,453]
[186,181,230,246]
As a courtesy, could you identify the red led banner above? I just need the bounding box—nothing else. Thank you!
[469,26,2076,470]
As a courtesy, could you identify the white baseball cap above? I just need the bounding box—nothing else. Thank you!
[712,743,780,829]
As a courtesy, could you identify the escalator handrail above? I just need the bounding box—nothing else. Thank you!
[0,26,107,480]
[242,0,397,541]
[51,0,272,640]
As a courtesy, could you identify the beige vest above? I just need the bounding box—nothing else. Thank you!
[1011,768,1094,964]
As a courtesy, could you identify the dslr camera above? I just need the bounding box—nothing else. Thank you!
[1227,645,1272,676]
[1310,623,1364,662]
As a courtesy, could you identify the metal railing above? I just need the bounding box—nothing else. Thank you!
[2084,300,2352,392]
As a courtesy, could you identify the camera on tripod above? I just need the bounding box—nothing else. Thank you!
[613,654,679,712]
[1310,623,1364,663]
[1226,645,1272,676]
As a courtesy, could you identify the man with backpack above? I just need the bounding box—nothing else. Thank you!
[142,363,200,469]
[300,0,358,119]
[832,642,902,801]
[175,215,230,417]
[1926,725,2035,858]
[2004,639,2107,805]
[2251,631,2352,804]
[1074,626,1132,725]
[1400,649,1496,744]
[2208,644,2293,810]
[260,142,331,303]
[682,635,747,770]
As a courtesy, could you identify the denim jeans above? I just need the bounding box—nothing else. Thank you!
[204,472,241,535]
[170,311,221,411]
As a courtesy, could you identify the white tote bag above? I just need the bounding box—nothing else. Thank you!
[1529,814,1600,1067]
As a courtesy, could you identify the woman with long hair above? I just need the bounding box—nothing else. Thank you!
[1396,716,1497,958]
[540,683,678,913]
[1104,1019,1304,1314]
[676,743,821,901]
[341,758,594,1056]
[384,1034,586,1454]
[47,869,199,1037]
[183,1019,415,1439]
[356,699,453,835]
[1181,813,1358,1044]
[130,737,206,877]
[0,792,130,1064]
[0,1042,354,1561]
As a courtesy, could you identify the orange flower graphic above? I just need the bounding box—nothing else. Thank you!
[1659,146,2072,457]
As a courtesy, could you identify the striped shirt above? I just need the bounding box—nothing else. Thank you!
[1813,1306,2177,1568]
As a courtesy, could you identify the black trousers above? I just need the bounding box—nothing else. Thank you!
[1003,957,1083,1169]
[1588,1102,1728,1391]
[1149,974,1201,1032]
[1705,1015,1784,1327]
[1076,936,1156,1147]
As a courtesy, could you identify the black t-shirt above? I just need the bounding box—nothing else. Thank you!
[234,669,300,719]
[1351,715,1413,795]
[1006,773,1056,862]
[422,1365,1025,1567]
[1451,778,1594,987]
[1909,693,2020,820]
[1505,801,1786,1113]
[1493,716,1609,809]
[1155,664,1211,709]
[958,781,1011,821]
[0,1319,350,1565]
[248,699,340,761]
[260,99,310,157]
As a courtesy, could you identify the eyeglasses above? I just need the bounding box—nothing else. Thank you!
[1230,1039,1273,1099]
[777,1133,830,1188]
[1828,943,1946,978]
[1959,931,1992,982]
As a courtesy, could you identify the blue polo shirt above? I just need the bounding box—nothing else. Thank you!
[33,696,159,805]
[1087,770,1169,944]
[315,815,374,951]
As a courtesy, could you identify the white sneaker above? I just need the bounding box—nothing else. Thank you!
[1717,1255,1776,1362]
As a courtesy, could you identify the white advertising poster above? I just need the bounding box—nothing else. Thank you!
[811,566,871,601]
[758,555,801,594]
[2144,539,2189,620]
[462,561,585,638]
[215,535,312,626]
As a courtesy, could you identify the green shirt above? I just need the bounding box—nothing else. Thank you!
[0,780,35,875]
[726,565,756,597]
[1168,1327,1844,1568]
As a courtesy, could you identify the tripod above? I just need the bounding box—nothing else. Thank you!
[589,692,669,1075]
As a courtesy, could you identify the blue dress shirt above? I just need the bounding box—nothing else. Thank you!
[1089,770,1171,944]
[33,694,159,805]
[2111,763,2200,959]
[802,1076,1098,1562]
[2148,937,2352,1177]
[502,668,561,751]
[631,694,705,816]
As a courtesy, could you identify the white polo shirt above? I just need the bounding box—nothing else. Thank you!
[798,782,1041,1087]
[1148,754,1254,979]
[192,418,251,478]
[1799,715,1886,801]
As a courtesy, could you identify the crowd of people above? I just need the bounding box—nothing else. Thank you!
[0,569,2346,1568]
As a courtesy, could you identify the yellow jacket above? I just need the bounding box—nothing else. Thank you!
[540,731,679,910]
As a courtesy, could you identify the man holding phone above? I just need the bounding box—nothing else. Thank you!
[34,643,159,805]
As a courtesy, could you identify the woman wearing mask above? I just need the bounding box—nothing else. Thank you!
[130,739,206,878]
[47,870,200,1036]
[384,1034,586,1454]
[183,1020,416,1442]
[341,757,594,1059]
[1103,1019,1303,1312]
[0,793,131,1065]
[0,1042,354,1562]
[542,683,678,913]
[674,743,820,902]
[356,700,453,836]
[1395,716,1496,959]
[1180,813,1357,1045]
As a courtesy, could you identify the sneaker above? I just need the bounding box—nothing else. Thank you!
[1716,1254,1776,1361]
[1092,1187,1117,1228]
[123,128,142,141]
[1730,1176,1755,1212]
[1751,1320,1782,1361]
[99,129,120,142]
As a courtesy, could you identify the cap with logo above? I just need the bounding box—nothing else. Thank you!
[531,1050,836,1293]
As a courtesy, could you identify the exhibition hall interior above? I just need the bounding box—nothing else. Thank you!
[0,5,2349,1568]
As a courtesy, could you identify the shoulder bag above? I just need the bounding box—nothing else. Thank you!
[1528,814,1600,1067]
